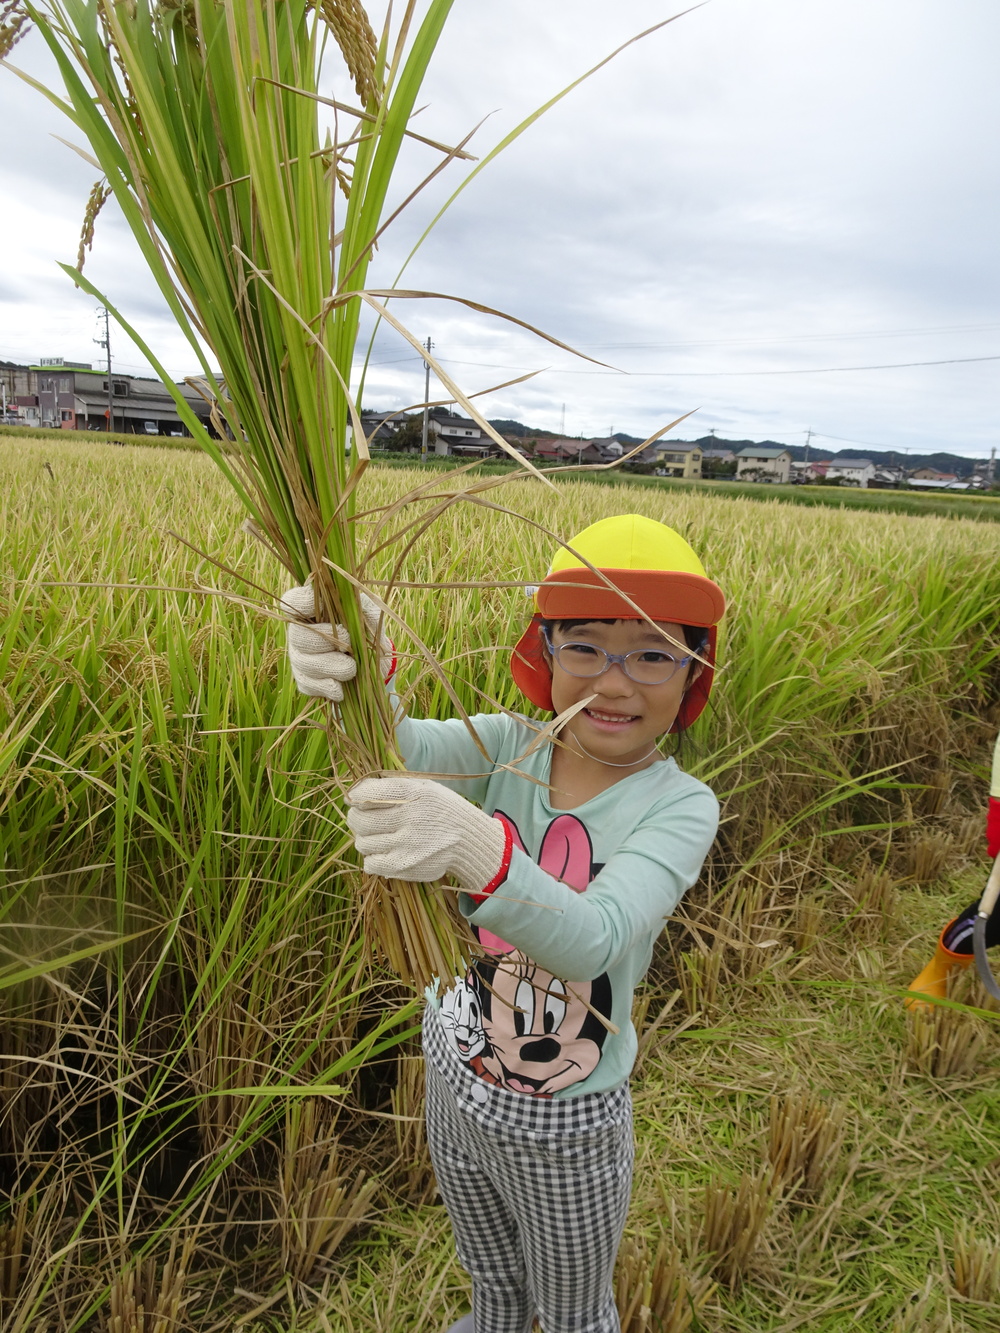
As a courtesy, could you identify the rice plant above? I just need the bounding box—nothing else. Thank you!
[8,0,554,988]
[4,441,1000,1326]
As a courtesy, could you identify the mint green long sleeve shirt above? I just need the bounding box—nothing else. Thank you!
[397,709,719,1099]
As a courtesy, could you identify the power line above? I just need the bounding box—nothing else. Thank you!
[420,353,1000,378]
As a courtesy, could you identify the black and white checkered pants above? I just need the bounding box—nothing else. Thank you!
[423,1008,633,1333]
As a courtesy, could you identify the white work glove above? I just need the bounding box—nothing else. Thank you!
[281,584,394,702]
[346,777,511,898]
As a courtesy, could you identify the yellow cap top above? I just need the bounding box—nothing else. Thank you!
[548,514,708,581]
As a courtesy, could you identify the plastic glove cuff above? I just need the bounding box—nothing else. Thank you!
[470,816,514,905]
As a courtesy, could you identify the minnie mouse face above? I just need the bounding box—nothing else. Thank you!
[470,956,613,1097]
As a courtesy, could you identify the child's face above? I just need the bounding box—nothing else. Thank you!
[545,618,702,766]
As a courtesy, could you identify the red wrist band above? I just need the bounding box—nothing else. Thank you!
[470,815,514,904]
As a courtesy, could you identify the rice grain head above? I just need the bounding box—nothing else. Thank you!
[315,0,379,106]
[0,1,30,59]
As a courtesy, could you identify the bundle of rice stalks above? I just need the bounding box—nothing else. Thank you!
[615,1233,715,1333]
[99,1236,195,1333]
[699,1167,773,1290]
[845,858,898,944]
[951,1223,1000,1304]
[276,1098,377,1282]
[8,0,551,988]
[905,987,988,1081]
[767,1086,846,1199]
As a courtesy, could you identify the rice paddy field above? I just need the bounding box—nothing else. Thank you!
[3,432,1000,1332]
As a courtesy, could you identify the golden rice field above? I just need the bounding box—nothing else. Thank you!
[2,434,1000,1331]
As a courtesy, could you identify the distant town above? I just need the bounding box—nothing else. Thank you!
[2,357,994,491]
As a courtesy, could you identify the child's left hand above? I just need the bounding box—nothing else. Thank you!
[346,777,511,899]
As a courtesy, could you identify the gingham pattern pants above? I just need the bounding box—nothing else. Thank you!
[423,1008,633,1333]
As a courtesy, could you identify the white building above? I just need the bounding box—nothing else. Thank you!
[427,408,486,455]
[735,446,792,484]
[826,457,875,488]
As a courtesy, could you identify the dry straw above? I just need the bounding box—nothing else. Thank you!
[615,1233,715,1333]
[767,1085,846,1198]
[700,1167,773,1290]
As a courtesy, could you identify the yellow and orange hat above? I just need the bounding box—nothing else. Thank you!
[511,514,725,730]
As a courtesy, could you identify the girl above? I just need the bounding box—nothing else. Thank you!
[283,514,725,1333]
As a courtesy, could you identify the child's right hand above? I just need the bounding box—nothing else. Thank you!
[281,584,394,702]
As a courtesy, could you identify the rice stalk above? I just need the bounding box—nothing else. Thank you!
[615,1232,715,1333]
[907,833,953,885]
[99,1234,195,1333]
[952,1224,1000,1304]
[845,858,898,943]
[12,0,535,990]
[904,970,990,1080]
[277,1099,378,1282]
[390,1052,433,1203]
[676,945,722,1018]
[905,1005,986,1080]
[767,1086,846,1199]
[699,1167,773,1290]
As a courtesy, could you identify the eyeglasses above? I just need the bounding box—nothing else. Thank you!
[540,628,694,686]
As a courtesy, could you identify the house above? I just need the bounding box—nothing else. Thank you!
[1,359,31,421]
[735,446,792,484]
[11,359,213,435]
[426,407,488,455]
[826,457,875,488]
[701,447,735,462]
[910,468,958,482]
[869,467,906,489]
[528,438,614,465]
[359,410,404,446]
[652,443,702,479]
[906,477,972,492]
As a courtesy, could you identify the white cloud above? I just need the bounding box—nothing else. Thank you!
[2,0,998,454]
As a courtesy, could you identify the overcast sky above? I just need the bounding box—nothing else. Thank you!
[2,0,998,456]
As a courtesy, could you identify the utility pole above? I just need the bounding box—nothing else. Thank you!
[561,403,566,437]
[420,336,433,461]
[804,428,812,464]
[989,445,996,486]
[95,307,113,435]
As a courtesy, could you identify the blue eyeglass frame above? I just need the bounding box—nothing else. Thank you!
[539,627,694,685]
